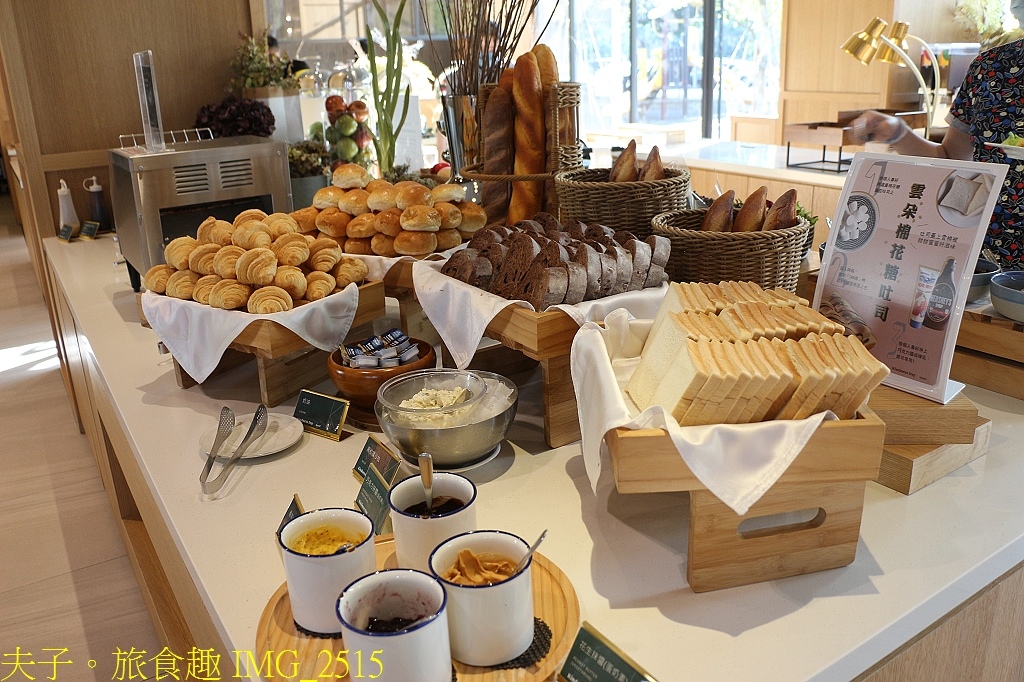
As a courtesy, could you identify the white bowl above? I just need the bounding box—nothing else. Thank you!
[968,259,1000,303]
[989,272,1024,322]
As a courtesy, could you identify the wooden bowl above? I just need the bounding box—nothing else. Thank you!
[326,339,437,413]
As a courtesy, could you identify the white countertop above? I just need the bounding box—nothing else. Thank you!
[660,141,850,189]
[46,235,1024,681]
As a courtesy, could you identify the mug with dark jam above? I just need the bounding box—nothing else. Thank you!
[402,496,466,518]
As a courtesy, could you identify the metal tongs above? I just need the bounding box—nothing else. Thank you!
[200,405,268,495]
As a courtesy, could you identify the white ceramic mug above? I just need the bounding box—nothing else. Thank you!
[277,507,376,635]
[429,530,534,666]
[336,569,451,682]
[388,472,477,573]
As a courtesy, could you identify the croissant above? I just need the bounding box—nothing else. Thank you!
[208,279,252,310]
[305,271,336,301]
[235,248,278,286]
[271,233,311,267]
[197,217,234,246]
[188,243,221,276]
[143,264,177,293]
[290,206,320,233]
[264,213,301,239]
[191,274,222,305]
[247,286,294,314]
[331,256,369,289]
[164,236,198,270]
[232,209,268,228]
[165,270,201,300]
[307,238,343,272]
[273,265,308,300]
[213,245,246,279]
[232,221,273,250]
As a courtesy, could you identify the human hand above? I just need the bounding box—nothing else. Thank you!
[849,110,908,145]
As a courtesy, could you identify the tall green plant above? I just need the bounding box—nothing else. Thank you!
[366,0,412,175]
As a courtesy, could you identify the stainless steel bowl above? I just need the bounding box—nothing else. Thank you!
[375,369,519,469]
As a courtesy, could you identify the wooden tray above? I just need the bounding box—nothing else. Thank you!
[255,535,580,680]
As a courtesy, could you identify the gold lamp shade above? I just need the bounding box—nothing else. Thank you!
[842,17,889,65]
[876,22,910,65]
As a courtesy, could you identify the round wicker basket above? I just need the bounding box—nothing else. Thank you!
[652,209,812,292]
[554,167,690,238]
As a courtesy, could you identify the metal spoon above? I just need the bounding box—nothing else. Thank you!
[199,407,235,491]
[512,529,548,577]
[418,452,434,511]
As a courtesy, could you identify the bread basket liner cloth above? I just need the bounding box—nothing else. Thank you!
[411,261,668,370]
[141,283,361,383]
[571,309,835,515]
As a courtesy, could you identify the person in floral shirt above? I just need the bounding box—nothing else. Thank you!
[851,10,1024,270]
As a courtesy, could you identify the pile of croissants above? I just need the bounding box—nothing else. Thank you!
[142,208,370,315]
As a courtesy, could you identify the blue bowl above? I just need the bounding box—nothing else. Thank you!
[969,259,1000,303]
[989,271,1024,322]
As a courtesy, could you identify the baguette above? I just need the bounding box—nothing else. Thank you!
[508,53,546,224]
[763,189,799,230]
[638,145,666,181]
[609,139,638,182]
[701,191,735,231]
[733,186,767,232]
[480,86,515,225]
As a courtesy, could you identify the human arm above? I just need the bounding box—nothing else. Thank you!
[849,110,974,161]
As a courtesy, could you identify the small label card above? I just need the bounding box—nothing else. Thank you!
[355,463,394,535]
[80,220,100,240]
[293,389,349,440]
[353,435,403,483]
[277,493,305,535]
[559,621,658,682]
[57,224,76,242]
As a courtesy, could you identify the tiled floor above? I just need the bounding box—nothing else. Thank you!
[0,195,159,678]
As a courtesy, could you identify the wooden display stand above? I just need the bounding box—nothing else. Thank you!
[951,307,1024,402]
[143,281,386,407]
[606,409,886,592]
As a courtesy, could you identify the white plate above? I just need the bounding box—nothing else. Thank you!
[199,413,304,459]
[984,142,1024,160]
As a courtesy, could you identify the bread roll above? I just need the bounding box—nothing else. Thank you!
[332,256,369,288]
[164,236,198,270]
[264,213,301,239]
[305,271,337,301]
[396,184,434,210]
[395,180,424,190]
[435,229,463,251]
[188,243,221,276]
[431,184,467,204]
[290,206,320,232]
[371,233,399,257]
[271,233,311,267]
[164,270,201,300]
[365,179,393,194]
[315,207,352,238]
[400,205,442,232]
[191,274,222,305]
[273,266,307,300]
[213,245,246,279]
[733,186,767,232]
[346,213,377,239]
[247,286,293,314]
[456,201,487,234]
[312,186,345,209]
[763,189,799,231]
[433,202,463,230]
[338,188,371,216]
[394,230,437,256]
[232,222,273,249]
[343,237,373,255]
[232,209,267,228]
[367,186,399,212]
[609,139,638,182]
[701,191,735,232]
[332,163,372,189]
[374,208,404,237]
[143,264,176,293]
[235,248,277,286]
[509,52,546,224]
[308,238,343,271]
[317,232,346,251]
[208,279,252,310]
[197,217,234,246]
[481,86,514,225]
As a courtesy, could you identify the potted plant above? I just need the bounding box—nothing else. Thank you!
[194,96,275,138]
[288,140,330,209]
[365,0,411,176]
[232,30,304,142]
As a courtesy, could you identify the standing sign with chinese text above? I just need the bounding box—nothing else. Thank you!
[814,153,1007,403]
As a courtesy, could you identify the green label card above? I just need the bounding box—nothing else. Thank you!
[277,494,305,535]
[560,621,658,682]
[293,389,349,440]
[355,463,393,535]
[80,220,100,239]
[353,435,402,483]
[58,224,76,241]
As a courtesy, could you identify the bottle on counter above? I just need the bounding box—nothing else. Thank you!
[924,257,957,331]
[57,179,80,237]
[83,176,110,232]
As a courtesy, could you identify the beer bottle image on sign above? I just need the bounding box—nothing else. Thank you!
[924,257,957,331]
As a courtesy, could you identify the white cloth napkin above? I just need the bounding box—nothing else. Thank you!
[571,308,835,515]
[551,284,667,326]
[141,283,361,383]
[349,252,451,283]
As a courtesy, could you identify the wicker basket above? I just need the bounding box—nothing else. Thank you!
[652,209,812,292]
[554,167,691,238]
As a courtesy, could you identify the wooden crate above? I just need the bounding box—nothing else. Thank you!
[951,307,1024,401]
[606,409,886,592]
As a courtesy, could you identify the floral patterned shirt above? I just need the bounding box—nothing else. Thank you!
[948,39,1024,270]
